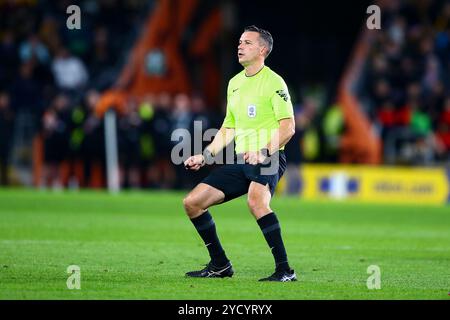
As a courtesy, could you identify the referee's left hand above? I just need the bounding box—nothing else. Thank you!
[243,151,266,165]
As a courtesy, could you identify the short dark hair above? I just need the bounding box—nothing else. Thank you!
[244,25,273,58]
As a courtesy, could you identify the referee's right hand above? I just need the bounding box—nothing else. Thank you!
[184,155,205,171]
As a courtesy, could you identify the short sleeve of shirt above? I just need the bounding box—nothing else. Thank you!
[222,82,235,128]
[270,77,294,121]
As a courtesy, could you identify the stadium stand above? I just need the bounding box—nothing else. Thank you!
[1,0,448,190]
[354,0,450,165]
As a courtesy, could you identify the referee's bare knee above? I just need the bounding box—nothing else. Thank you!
[183,193,206,218]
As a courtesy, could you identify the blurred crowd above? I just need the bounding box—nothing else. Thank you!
[362,0,450,165]
[0,0,159,188]
[2,0,449,190]
[0,0,317,191]
[0,0,226,190]
[39,90,221,190]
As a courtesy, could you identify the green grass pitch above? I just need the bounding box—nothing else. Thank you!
[0,188,449,299]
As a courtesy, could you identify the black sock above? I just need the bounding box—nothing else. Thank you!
[257,212,290,272]
[190,211,229,267]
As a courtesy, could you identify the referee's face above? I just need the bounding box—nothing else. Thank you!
[238,31,265,66]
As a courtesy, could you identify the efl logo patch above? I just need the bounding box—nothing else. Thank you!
[248,105,256,118]
[276,89,290,102]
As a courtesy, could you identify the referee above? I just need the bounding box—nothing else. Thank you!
[183,25,296,282]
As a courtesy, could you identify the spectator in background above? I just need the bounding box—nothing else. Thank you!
[171,93,193,189]
[190,93,223,141]
[0,92,14,185]
[81,89,105,188]
[19,33,50,65]
[87,26,114,83]
[137,94,157,188]
[400,55,422,85]
[188,94,219,189]
[65,100,88,189]
[435,97,450,161]
[190,94,208,143]
[52,46,89,92]
[38,15,62,55]
[368,54,390,89]
[284,97,317,195]
[388,16,406,47]
[0,30,19,89]
[383,83,416,164]
[408,102,434,165]
[19,32,56,106]
[425,80,445,124]
[191,94,210,132]
[422,54,444,94]
[377,100,397,140]
[40,94,71,190]
[148,92,175,189]
[18,33,54,94]
[434,1,450,31]
[434,11,450,87]
[172,93,192,131]
[10,61,43,112]
[9,61,44,135]
[371,79,392,109]
[118,97,142,189]
[322,103,344,163]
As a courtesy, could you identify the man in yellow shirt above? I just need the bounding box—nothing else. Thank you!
[183,26,296,282]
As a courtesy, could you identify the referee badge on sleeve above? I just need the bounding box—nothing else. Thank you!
[247,104,256,118]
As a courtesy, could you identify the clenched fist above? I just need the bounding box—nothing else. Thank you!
[243,150,267,165]
[184,154,205,171]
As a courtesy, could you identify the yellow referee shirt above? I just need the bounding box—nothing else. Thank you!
[222,65,294,153]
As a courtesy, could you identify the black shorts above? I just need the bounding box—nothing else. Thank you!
[202,151,287,203]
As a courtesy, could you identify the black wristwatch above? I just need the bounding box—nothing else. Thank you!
[202,149,215,165]
[260,148,271,158]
